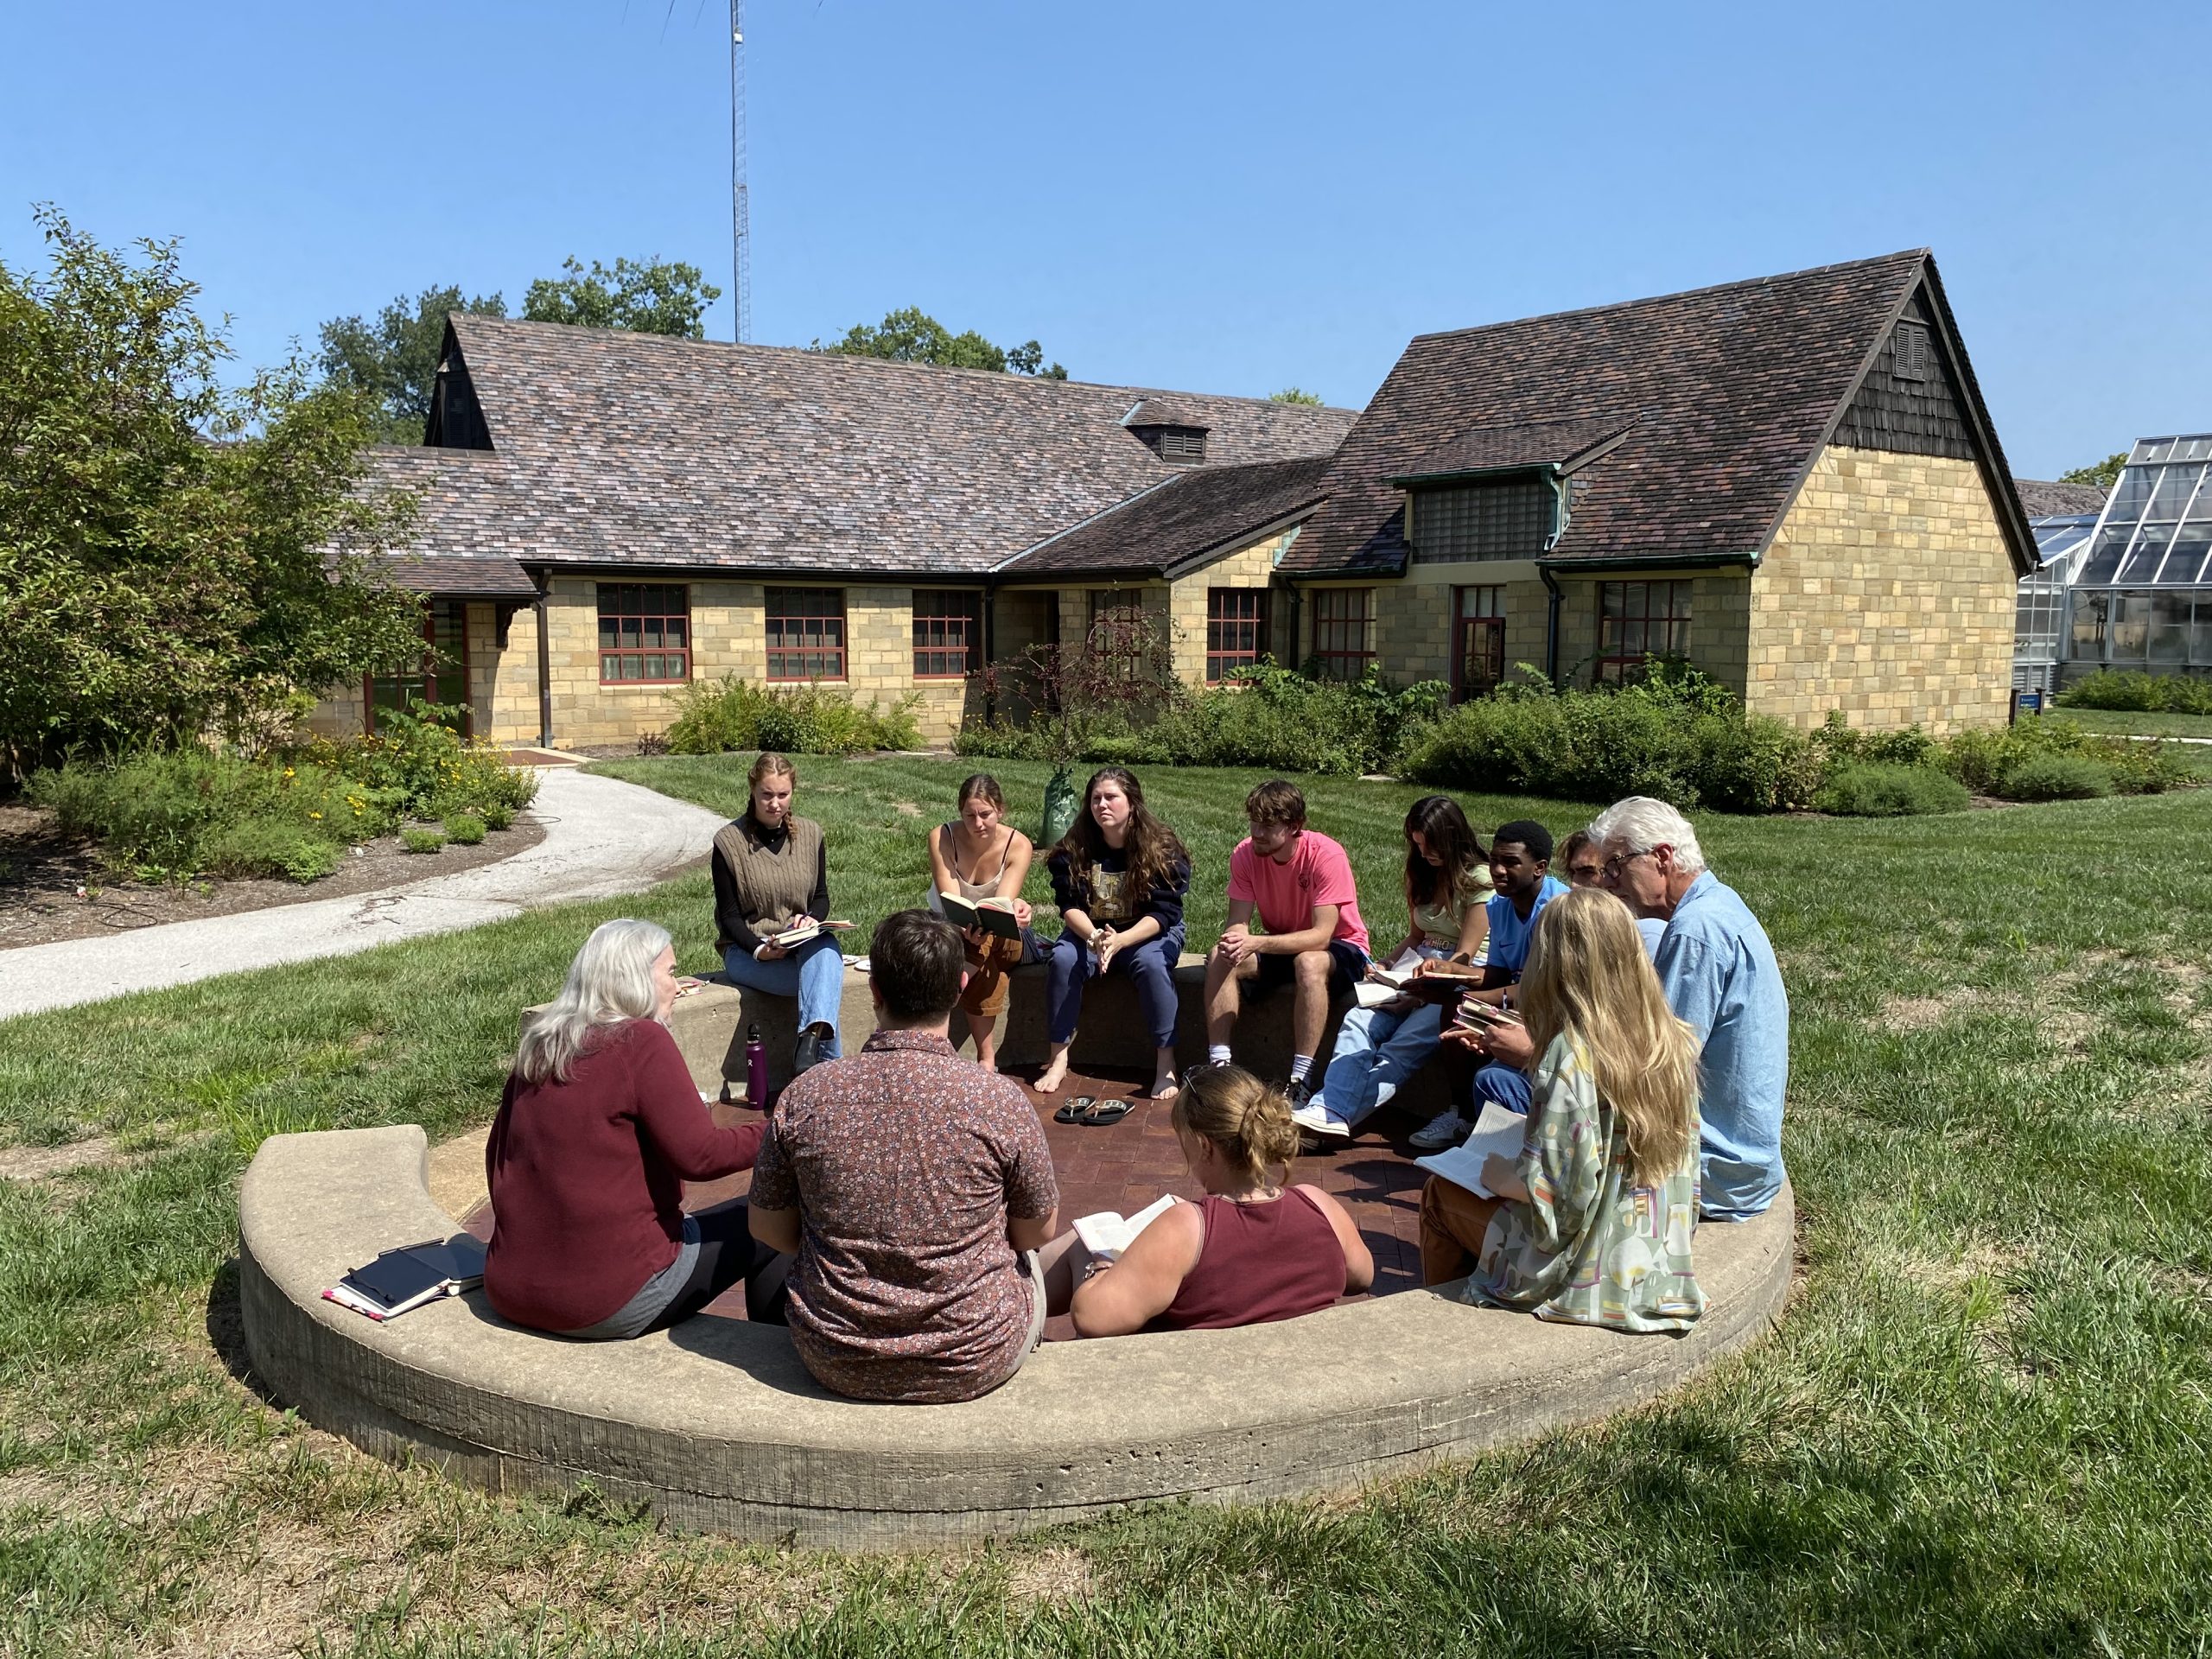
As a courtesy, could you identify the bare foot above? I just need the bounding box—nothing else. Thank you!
[975,1046,996,1072]
[1035,1057,1071,1095]
[1147,1071,1180,1102]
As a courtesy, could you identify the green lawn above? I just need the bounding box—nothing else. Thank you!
[2046,705,2212,741]
[4,757,2211,1655]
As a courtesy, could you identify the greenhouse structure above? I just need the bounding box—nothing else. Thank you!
[2060,435,2212,684]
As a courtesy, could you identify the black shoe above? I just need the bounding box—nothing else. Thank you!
[791,1024,828,1077]
[1283,1075,1316,1110]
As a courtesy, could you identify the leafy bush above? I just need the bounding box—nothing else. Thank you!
[400,826,446,854]
[443,813,487,845]
[665,677,924,756]
[1815,763,1971,817]
[296,704,538,822]
[959,666,1447,778]
[29,748,373,881]
[200,818,341,882]
[1943,717,2184,798]
[1997,752,2113,802]
[1402,671,1821,811]
[2057,670,2212,715]
[480,803,514,832]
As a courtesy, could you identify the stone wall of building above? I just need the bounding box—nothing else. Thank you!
[1746,446,2016,731]
[1165,531,1290,684]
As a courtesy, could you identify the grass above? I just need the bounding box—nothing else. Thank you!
[2048,706,2212,740]
[4,754,2212,1654]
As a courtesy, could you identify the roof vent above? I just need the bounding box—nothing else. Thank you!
[1122,398,1211,465]
[1892,321,1932,383]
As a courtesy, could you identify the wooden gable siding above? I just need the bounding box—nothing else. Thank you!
[1831,286,1974,461]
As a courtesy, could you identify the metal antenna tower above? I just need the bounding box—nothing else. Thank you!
[729,0,752,343]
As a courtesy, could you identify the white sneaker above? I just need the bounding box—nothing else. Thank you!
[1408,1109,1469,1150]
[1291,1100,1351,1140]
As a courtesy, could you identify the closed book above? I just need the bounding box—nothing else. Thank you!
[327,1234,487,1321]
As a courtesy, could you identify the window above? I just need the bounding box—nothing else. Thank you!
[1596,581,1693,683]
[1311,588,1375,681]
[1892,321,1931,383]
[1411,478,1555,563]
[766,588,846,681]
[1086,589,1154,681]
[597,583,690,684]
[1452,585,1506,701]
[1205,588,1268,683]
[369,600,469,734]
[912,588,982,678]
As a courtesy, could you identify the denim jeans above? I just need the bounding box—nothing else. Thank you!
[1467,1060,1531,1116]
[721,932,844,1059]
[1045,927,1184,1050]
[1311,944,1450,1129]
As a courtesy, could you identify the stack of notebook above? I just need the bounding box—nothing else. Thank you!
[323,1235,487,1322]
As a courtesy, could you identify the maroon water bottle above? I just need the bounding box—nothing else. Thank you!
[746,1021,768,1106]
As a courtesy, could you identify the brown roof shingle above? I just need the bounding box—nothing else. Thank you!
[2015,478,2108,518]
[422,318,1353,581]
[1001,454,1333,577]
[1282,250,2024,575]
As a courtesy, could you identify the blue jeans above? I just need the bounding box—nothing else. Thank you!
[721,933,844,1059]
[1046,927,1184,1050]
[1312,998,1450,1129]
[1468,1061,1531,1116]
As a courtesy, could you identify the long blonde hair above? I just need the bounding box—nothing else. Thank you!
[1516,887,1698,1185]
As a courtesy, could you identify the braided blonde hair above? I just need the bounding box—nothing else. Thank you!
[1171,1063,1301,1188]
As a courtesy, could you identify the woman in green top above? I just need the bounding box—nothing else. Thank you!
[1421,885,1706,1334]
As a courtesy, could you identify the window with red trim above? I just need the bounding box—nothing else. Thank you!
[1310,587,1375,681]
[1205,588,1268,682]
[766,587,846,681]
[1452,584,1505,702]
[597,583,690,684]
[1596,581,1693,683]
[369,600,470,734]
[912,588,982,678]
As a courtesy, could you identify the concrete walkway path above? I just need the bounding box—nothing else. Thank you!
[0,768,725,1021]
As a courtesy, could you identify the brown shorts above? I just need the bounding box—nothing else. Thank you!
[958,932,1027,1020]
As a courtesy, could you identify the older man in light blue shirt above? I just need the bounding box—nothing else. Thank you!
[1589,797,1789,1221]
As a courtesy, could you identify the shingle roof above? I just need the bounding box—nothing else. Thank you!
[1001,454,1333,577]
[2015,478,2108,518]
[355,448,538,595]
[1393,414,1637,483]
[416,318,1351,581]
[1283,250,2024,575]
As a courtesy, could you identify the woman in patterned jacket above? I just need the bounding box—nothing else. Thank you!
[1415,885,1706,1333]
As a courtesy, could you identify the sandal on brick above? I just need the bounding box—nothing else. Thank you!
[1054,1096,1095,1124]
[1081,1097,1137,1127]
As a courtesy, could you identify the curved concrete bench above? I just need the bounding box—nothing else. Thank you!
[240,1125,1794,1550]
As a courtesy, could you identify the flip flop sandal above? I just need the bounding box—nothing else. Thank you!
[1081,1097,1138,1127]
[1054,1096,1096,1124]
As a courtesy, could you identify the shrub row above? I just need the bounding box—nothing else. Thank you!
[664,677,924,757]
[30,708,538,883]
[957,666,1447,778]
[2057,670,2212,715]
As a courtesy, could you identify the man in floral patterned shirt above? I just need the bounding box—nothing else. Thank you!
[748,909,1060,1402]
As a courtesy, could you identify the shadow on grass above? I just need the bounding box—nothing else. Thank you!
[202,1255,287,1411]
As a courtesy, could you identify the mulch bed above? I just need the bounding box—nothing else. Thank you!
[0,804,546,950]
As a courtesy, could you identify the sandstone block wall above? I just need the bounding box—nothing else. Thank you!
[1747,446,2015,732]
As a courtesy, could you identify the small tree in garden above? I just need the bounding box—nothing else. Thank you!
[0,207,425,780]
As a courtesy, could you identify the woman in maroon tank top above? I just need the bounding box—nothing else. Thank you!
[1063,1065,1373,1336]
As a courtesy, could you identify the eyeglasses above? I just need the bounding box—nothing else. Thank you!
[1599,847,1664,880]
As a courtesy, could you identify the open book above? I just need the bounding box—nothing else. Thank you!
[323,1234,487,1323]
[1354,951,1478,1009]
[771,917,855,949]
[938,893,1022,939]
[1070,1192,1179,1262]
[1411,1101,1532,1198]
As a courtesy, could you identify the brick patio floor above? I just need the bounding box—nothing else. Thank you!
[464,1060,1438,1335]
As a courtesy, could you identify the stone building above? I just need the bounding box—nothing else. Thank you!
[317,249,2036,748]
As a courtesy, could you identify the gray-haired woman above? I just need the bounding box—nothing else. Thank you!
[484,918,785,1338]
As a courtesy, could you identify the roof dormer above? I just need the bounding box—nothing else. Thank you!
[1122,398,1210,465]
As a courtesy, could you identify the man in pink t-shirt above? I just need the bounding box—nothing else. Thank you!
[1202,779,1370,1107]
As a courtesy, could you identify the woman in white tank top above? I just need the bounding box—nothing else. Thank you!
[925,773,1035,1070]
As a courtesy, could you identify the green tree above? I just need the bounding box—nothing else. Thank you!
[0,208,424,777]
[522,256,722,338]
[816,307,1067,378]
[318,284,506,444]
[2059,452,2128,489]
[1270,386,1323,404]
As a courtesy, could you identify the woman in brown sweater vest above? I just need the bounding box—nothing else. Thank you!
[712,753,844,1075]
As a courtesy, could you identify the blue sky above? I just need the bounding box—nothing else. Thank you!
[3,0,2205,478]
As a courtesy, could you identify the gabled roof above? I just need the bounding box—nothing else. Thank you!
[357,447,537,596]
[393,317,1351,582]
[1001,454,1332,578]
[1282,250,2035,578]
[1392,414,1636,485]
[2015,478,2108,518]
